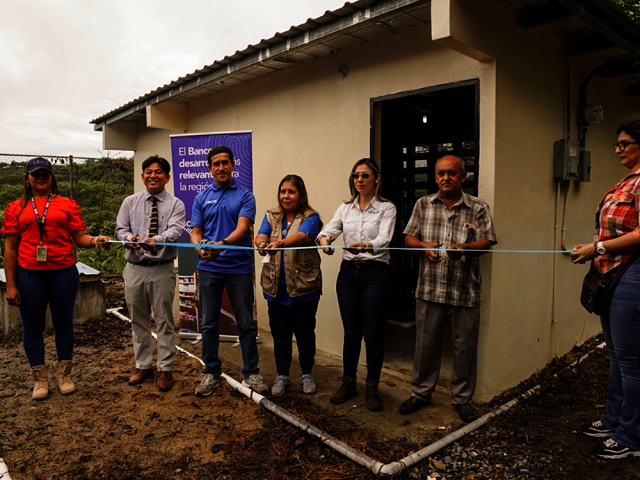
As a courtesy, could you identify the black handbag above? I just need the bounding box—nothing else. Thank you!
[580,254,639,315]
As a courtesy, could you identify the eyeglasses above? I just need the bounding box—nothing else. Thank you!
[613,142,639,151]
[351,173,372,180]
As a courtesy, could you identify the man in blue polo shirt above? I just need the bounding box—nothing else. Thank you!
[190,145,267,396]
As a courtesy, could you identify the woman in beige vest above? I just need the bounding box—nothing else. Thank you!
[256,174,323,396]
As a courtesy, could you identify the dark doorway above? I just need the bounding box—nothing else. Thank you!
[372,80,480,328]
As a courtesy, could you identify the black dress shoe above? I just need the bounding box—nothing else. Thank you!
[455,403,479,423]
[399,395,431,415]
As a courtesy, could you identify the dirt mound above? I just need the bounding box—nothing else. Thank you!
[1,276,639,479]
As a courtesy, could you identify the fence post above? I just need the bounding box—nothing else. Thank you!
[69,155,77,259]
[69,155,74,199]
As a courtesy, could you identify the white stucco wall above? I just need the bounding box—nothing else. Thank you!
[121,0,640,401]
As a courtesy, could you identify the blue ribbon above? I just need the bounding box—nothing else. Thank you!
[107,240,573,254]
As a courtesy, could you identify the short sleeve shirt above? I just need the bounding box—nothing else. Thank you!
[403,192,497,307]
[191,180,256,274]
[595,172,640,274]
[258,212,322,305]
[1,196,86,269]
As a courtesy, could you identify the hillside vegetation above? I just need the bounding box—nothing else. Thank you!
[0,158,134,274]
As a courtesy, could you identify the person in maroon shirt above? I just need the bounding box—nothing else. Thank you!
[2,157,110,400]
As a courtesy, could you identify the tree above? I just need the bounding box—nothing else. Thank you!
[0,158,134,274]
[612,0,640,24]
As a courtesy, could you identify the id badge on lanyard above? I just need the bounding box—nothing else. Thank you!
[31,194,52,262]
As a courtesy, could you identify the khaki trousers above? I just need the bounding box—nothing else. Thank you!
[123,262,176,371]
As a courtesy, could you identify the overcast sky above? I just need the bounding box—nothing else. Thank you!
[0,0,345,159]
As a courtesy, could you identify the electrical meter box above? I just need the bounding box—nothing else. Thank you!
[579,150,591,182]
[553,139,580,181]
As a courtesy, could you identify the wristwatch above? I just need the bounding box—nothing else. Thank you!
[221,239,230,246]
[596,241,606,255]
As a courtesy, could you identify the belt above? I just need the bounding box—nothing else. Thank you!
[128,260,173,267]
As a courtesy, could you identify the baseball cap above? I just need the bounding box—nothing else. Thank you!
[26,157,53,174]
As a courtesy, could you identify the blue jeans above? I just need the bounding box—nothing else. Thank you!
[336,260,392,382]
[198,270,259,377]
[601,262,640,448]
[16,265,79,367]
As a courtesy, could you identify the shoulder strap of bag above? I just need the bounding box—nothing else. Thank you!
[601,252,640,292]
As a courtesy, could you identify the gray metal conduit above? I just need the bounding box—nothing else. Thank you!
[106,308,597,477]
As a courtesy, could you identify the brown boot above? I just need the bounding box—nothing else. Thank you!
[128,368,154,386]
[365,380,383,411]
[157,371,174,392]
[330,375,358,404]
[31,365,49,400]
[56,360,76,395]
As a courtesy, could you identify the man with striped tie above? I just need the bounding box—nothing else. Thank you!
[116,155,186,392]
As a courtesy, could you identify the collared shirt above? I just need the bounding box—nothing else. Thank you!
[403,192,497,307]
[258,211,322,305]
[115,189,186,263]
[595,171,640,274]
[2,196,86,270]
[318,196,396,264]
[191,180,256,274]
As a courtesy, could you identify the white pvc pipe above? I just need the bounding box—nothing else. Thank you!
[375,385,541,476]
[0,457,12,480]
[106,308,599,477]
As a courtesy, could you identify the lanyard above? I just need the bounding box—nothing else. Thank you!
[30,193,52,244]
[282,217,293,238]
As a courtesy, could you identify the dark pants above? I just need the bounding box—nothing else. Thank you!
[411,299,480,405]
[336,260,391,382]
[267,298,319,376]
[198,270,259,377]
[16,265,79,367]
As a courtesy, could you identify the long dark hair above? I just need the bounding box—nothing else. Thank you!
[20,171,59,209]
[275,174,321,225]
[346,158,389,204]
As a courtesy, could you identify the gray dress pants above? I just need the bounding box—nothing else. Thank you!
[123,262,177,371]
[411,298,480,405]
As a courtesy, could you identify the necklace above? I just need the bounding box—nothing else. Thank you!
[282,217,293,237]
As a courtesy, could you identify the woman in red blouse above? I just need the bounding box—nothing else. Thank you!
[2,157,110,400]
[571,120,640,459]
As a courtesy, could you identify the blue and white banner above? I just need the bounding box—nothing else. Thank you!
[171,131,253,227]
[170,131,253,336]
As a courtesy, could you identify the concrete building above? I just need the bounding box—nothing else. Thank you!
[91,0,640,401]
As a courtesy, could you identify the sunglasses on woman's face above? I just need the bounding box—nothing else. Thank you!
[30,170,51,179]
[351,173,372,180]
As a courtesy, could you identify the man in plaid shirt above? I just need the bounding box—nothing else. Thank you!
[399,155,497,423]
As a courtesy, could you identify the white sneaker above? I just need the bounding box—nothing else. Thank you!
[301,373,317,394]
[195,374,220,397]
[242,373,268,394]
[271,375,291,396]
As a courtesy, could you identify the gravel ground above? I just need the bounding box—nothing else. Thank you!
[2,276,639,479]
[400,340,640,480]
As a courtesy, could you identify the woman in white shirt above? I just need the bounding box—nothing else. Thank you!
[318,158,396,411]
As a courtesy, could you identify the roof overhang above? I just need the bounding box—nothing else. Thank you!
[91,0,432,131]
[504,0,640,93]
[91,0,640,132]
